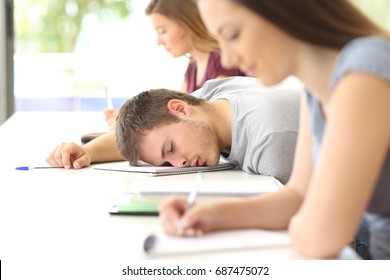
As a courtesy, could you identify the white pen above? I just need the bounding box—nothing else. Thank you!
[186,172,202,209]
[104,86,114,110]
[178,172,203,236]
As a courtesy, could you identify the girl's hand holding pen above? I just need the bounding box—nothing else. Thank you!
[159,196,201,236]
[159,196,220,237]
[160,173,205,236]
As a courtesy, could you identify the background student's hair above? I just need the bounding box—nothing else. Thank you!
[146,0,219,53]
[228,0,390,45]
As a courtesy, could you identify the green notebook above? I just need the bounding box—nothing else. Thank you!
[108,192,240,216]
[109,193,160,216]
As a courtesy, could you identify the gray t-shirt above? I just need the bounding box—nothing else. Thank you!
[193,76,301,183]
[305,36,390,259]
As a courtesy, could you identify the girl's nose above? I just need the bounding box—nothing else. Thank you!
[220,46,237,70]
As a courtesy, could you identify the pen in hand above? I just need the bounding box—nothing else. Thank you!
[145,174,203,253]
[177,172,203,236]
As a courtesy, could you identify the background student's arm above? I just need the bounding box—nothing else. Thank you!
[215,75,229,79]
[289,73,390,258]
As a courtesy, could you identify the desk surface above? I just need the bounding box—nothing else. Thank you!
[0,112,360,279]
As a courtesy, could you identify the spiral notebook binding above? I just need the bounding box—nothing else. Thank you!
[150,162,236,176]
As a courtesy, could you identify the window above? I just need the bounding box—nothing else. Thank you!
[8,0,390,114]
[14,0,187,112]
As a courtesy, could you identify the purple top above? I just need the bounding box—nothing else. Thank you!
[184,51,245,93]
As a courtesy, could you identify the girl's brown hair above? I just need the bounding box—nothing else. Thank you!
[229,0,390,48]
[146,0,220,53]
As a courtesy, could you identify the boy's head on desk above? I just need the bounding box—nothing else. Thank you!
[115,88,225,168]
[115,76,299,183]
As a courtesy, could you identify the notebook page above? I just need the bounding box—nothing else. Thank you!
[143,229,291,256]
[132,177,281,197]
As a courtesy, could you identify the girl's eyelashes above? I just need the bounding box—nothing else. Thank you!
[156,27,167,35]
[227,31,240,42]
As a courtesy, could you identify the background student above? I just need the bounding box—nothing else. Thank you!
[47,76,301,184]
[159,0,390,260]
[104,0,244,130]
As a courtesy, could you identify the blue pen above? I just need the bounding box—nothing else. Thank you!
[15,166,63,171]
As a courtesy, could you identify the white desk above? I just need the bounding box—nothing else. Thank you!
[0,112,361,279]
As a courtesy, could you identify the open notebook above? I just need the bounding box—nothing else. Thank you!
[131,177,282,196]
[93,158,236,176]
[109,176,282,215]
[143,229,291,257]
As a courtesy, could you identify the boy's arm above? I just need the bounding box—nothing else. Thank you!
[83,131,125,163]
[46,131,125,169]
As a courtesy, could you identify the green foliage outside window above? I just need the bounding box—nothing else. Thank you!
[15,0,132,52]
[13,0,390,53]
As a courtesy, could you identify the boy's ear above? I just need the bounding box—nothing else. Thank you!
[167,99,191,117]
